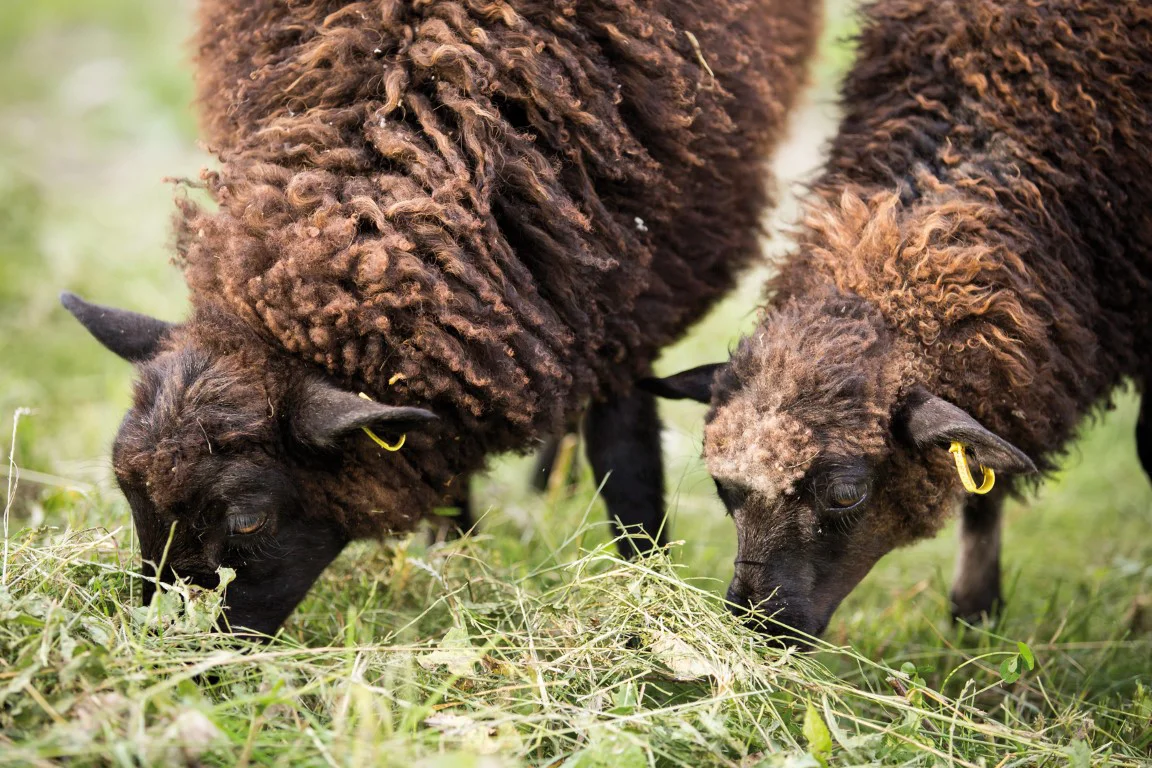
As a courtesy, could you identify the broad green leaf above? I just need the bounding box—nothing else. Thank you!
[609,681,639,715]
[1016,641,1036,670]
[1000,655,1021,684]
[803,699,833,758]
[822,696,855,754]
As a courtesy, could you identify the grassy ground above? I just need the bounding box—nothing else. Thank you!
[2,1,1151,765]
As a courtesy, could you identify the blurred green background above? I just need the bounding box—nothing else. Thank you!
[1,0,1149,701]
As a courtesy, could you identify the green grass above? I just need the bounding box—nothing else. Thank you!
[2,0,1151,765]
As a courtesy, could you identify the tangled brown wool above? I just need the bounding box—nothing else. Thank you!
[763,0,1152,487]
[680,0,1152,635]
[164,0,818,538]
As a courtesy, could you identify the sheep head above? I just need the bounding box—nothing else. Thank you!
[643,290,1036,644]
[61,293,439,638]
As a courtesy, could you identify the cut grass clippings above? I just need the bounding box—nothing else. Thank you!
[1,498,1148,766]
[2,0,1150,764]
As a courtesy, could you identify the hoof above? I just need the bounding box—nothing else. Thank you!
[950,591,1002,626]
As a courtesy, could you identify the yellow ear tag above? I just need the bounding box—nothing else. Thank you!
[948,441,995,494]
[358,392,406,452]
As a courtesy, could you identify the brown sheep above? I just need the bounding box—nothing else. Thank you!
[645,0,1152,643]
[62,0,820,636]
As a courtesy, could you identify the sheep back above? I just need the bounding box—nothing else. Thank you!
[772,0,1152,471]
[178,0,819,462]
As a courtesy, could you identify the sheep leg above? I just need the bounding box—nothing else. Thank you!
[949,487,1006,623]
[428,477,475,545]
[1138,389,1152,482]
[529,411,584,493]
[584,387,666,559]
[530,436,564,492]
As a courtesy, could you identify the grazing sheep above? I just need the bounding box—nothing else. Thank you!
[645,0,1152,642]
[62,0,820,636]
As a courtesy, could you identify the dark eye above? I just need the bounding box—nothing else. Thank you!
[825,480,868,511]
[227,510,267,536]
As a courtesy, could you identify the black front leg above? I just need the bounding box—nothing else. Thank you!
[950,486,1007,624]
[583,386,666,558]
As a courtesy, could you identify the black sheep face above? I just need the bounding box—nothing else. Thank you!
[61,293,437,638]
[643,294,1037,645]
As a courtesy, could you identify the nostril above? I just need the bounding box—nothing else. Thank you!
[725,589,805,641]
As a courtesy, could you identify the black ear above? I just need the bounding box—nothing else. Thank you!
[638,363,726,404]
[60,292,174,363]
[293,378,439,449]
[897,387,1037,474]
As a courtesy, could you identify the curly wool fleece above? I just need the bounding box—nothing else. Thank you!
[167,0,820,536]
[706,291,899,502]
[714,0,1152,537]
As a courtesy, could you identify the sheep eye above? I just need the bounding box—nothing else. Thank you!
[227,510,267,536]
[826,481,868,511]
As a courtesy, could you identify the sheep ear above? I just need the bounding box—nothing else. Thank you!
[292,378,439,450]
[638,363,725,404]
[897,387,1037,474]
[60,292,174,363]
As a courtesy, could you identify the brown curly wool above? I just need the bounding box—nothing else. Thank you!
[769,0,1152,479]
[677,0,1152,638]
[170,0,819,538]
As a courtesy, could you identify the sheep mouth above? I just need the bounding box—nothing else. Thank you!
[140,559,222,597]
[725,583,830,646]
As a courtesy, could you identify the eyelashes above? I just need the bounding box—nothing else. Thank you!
[808,465,873,519]
[826,479,869,510]
[226,510,268,536]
